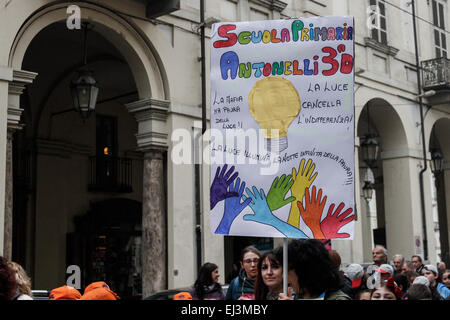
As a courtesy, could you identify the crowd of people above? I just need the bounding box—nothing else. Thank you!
[181,241,450,301]
[0,255,119,300]
[2,240,450,301]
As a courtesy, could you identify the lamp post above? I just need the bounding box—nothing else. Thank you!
[70,22,99,120]
[362,167,375,262]
[430,148,444,175]
[430,147,449,267]
[361,102,379,168]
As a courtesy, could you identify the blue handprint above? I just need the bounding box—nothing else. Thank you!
[215,178,252,234]
[242,186,309,239]
[210,164,239,210]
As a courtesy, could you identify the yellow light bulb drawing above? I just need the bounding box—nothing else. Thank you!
[248,76,301,152]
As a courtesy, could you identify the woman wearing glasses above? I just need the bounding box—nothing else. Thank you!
[226,246,261,300]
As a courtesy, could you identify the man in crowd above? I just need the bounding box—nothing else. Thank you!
[401,261,415,274]
[392,254,404,275]
[411,255,425,275]
[367,245,388,276]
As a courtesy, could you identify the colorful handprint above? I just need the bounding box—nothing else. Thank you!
[320,202,355,239]
[287,159,318,228]
[215,177,252,234]
[266,174,295,211]
[297,186,326,239]
[210,164,239,210]
[242,186,308,239]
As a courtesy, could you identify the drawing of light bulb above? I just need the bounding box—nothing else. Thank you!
[248,76,301,152]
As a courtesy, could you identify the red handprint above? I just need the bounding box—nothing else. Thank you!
[297,186,326,239]
[320,202,355,239]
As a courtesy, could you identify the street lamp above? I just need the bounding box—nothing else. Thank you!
[361,135,379,168]
[361,102,379,167]
[70,22,99,120]
[430,148,444,175]
[362,167,375,203]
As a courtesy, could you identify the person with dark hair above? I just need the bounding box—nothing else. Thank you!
[442,269,450,289]
[405,270,419,288]
[189,262,225,300]
[370,275,403,300]
[407,283,432,300]
[411,255,425,275]
[370,283,397,300]
[358,289,371,300]
[0,256,18,301]
[393,273,409,294]
[278,239,350,300]
[254,249,283,300]
[401,260,415,274]
[394,273,409,299]
[226,246,261,300]
[328,250,353,298]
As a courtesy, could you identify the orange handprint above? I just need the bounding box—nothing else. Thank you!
[297,186,326,239]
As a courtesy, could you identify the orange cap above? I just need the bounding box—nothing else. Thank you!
[49,285,82,300]
[173,292,193,300]
[83,281,110,295]
[80,288,119,300]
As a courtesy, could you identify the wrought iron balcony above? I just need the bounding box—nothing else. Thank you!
[89,156,133,193]
[421,57,450,90]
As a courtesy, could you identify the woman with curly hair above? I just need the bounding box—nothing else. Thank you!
[0,256,18,301]
[8,261,33,300]
[278,240,351,300]
[189,262,225,300]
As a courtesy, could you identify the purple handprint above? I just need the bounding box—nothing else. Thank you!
[210,164,239,210]
[215,177,251,234]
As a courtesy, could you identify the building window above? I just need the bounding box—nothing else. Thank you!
[432,0,447,57]
[369,0,387,45]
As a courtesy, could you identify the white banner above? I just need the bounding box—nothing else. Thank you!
[209,16,355,239]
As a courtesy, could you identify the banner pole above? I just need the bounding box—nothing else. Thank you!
[283,238,288,295]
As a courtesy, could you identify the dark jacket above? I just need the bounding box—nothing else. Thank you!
[189,283,225,300]
[225,268,256,300]
[416,264,425,275]
[325,290,352,300]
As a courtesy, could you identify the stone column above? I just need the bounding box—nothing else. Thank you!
[381,148,435,260]
[142,149,166,297]
[3,70,36,260]
[126,98,169,297]
[3,129,15,260]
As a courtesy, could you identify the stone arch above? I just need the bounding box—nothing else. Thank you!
[5,1,171,292]
[8,1,169,101]
[357,98,408,151]
[427,114,450,266]
[357,97,417,259]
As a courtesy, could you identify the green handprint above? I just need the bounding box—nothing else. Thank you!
[266,174,296,211]
[287,158,318,228]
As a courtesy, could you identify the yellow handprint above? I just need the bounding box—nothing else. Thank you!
[287,158,318,228]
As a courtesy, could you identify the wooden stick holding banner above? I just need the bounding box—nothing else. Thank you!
[283,238,288,296]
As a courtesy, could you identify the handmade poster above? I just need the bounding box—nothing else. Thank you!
[209,16,355,239]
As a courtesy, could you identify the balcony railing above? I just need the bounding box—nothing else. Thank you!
[89,156,133,193]
[421,57,450,90]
